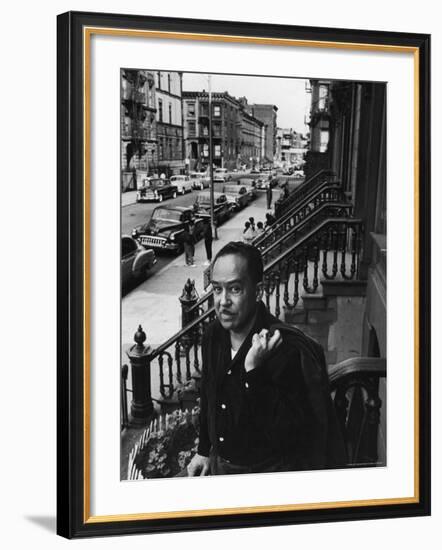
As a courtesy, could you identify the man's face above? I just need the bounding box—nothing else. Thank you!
[211,253,262,333]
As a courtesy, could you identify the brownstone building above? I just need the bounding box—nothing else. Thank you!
[182,91,242,171]
[243,103,278,164]
[304,79,332,179]
[154,71,185,176]
[120,69,157,190]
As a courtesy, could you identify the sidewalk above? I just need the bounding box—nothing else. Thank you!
[122,192,276,352]
[122,189,138,207]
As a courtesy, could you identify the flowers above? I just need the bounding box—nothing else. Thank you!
[131,406,200,479]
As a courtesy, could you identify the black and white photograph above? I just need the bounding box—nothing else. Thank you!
[120,70,387,481]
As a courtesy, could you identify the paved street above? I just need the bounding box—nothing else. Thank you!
[121,175,299,294]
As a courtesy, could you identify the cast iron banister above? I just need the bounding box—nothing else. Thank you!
[275,168,338,217]
[261,202,353,262]
[264,217,363,273]
[254,180,343,247]
[150,307,215,360]
[328,357,386,466]
[328,357,386,387]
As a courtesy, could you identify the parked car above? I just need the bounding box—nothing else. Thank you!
[193,192,231,225]
[189,171,210,190]
[255,174,272,189]
[121,235,157,284]
[170,175,193,194]
[237,177,257,196]
[213,168,231,183]
[136,178,178,202]
[223,184,253,210]
[293,169,305,178]
[132,206,203,254]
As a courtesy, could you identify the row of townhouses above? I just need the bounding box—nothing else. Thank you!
[275,127,308,168]
[120,69,278,190]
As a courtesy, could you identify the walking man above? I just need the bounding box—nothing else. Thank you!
[202,218,213,266]
[182,223,196,267]
[266,184,273,209]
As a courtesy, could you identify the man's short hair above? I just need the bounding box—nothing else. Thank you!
[212,241,264,285]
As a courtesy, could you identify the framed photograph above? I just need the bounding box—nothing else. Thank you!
[57,11,431,538]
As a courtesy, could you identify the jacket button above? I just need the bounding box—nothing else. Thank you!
[227,370,232,375]
[221,403,226,409]
[245,382,249,389]
[219,436,224,442]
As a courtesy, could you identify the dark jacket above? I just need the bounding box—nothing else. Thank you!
[197,302,347,471]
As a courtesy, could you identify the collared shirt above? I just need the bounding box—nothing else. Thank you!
[197,302,313,469]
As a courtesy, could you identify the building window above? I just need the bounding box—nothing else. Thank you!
[188,102,195,117]
[158,99,163,122]
[213,123,221,137]
[318,85,329,110]
[169,103,172,124]
[157,71,161,90]
[168,74,171,93]
[188,121,196,137]
[213,105,221,117]
[319,130,329,152]
[214,144,221,157]
[202,125,209,137]
[202,144,209,157]
[200,103,208,117]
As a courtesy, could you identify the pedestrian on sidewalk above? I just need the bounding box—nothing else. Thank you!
[265,212,276,228]
[248,217,256,232]
[256,221,265,237]
[202,218,213,265]
[182,222,196,266]
[266,185,273,209]
[242,221,255,244]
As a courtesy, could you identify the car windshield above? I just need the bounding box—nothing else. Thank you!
[170,176,184,181]
[196,192,223,204]
[224,185,240,193]
[152,208,182,221]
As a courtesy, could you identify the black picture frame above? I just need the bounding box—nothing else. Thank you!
[57,10,431,539]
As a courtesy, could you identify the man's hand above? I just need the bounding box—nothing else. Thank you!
[244,328,282,373]
[187,453,210,476]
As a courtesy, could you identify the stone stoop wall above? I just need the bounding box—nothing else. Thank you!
[284,293,366,366]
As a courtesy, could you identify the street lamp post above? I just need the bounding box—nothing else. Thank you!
[208,75,217,239]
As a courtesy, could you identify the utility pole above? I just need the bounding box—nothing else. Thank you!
[208,75,217,239]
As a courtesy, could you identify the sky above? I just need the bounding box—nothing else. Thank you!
[182,72,311,134]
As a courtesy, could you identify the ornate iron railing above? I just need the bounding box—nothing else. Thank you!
[259,202,353,264]
[329,357,386,465]
[254,181,344,249]
[151,307,216,400]
[274,168,338,218]
[260,218,363,317]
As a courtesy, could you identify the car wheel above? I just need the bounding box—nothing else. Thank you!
[158,194,163,202]
[181,187,185,195]
[172,191,177,199]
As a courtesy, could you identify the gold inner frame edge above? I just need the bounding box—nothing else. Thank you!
[82,26,421,524]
